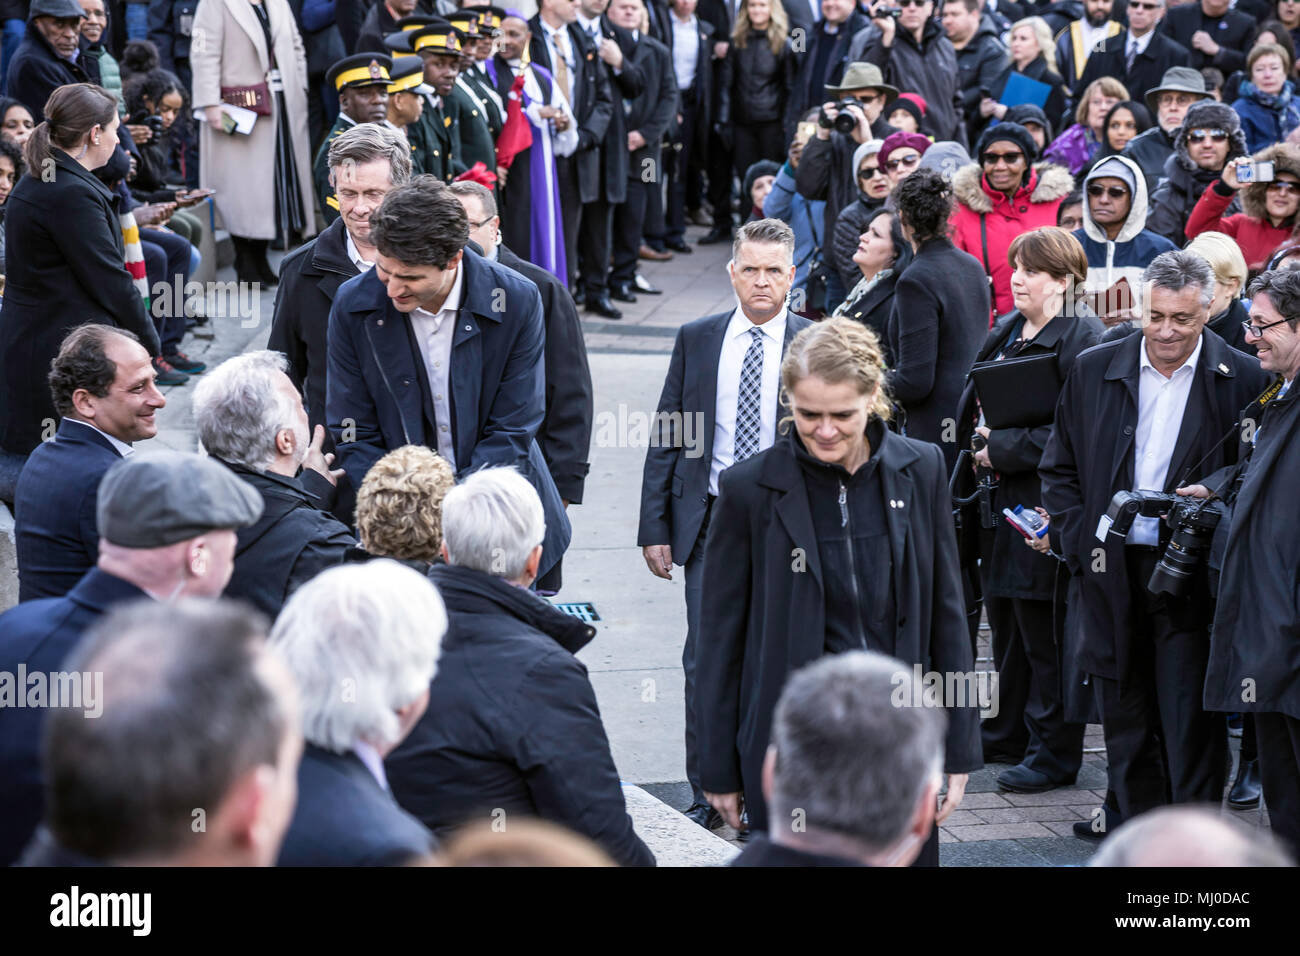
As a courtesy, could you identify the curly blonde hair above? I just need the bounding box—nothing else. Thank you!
[780,317,893,431]
[356,445,456,562]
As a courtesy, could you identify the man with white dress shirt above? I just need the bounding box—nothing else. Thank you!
[13,324,165,602]
[638,218,812,832]
[327,175,573,584]
[1039,250,1268,841]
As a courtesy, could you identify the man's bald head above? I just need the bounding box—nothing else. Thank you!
[1090,807,1294,867]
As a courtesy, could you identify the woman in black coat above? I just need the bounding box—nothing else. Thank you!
[953,227,1104,788]
[719,0,795,185]
[830,207,911,366]
[696,317,982,866]
[0,83,160,457]
[887,167,990,475]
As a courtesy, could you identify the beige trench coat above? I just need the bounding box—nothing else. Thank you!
[190,0,316,240]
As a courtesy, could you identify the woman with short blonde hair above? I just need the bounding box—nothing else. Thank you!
[1187,231,1253,352]
[355,445,457,567]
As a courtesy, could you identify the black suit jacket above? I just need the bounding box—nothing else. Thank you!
[637,310,812,560]
[662,13,715,141]
[625,32,678,171]
[497,244,593,504]
[1039,329,1268,682]
[1076,29,1191,102]
[269,218,358,438]
[1161,3,1253,73]
[13,420,123,603]
[277,745,435,866]
[731,834,866,866]
[529,15,615,204]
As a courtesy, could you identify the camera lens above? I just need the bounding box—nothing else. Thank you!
[834,111,857,134]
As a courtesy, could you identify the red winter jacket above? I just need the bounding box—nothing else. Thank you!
[1185,179,1295,274]
[950,162,1076,319]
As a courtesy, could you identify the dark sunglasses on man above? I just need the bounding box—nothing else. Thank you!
[1187,128,1228,144]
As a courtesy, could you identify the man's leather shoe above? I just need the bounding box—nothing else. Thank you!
[609,281,637,303]
[639,244,672,261]
[698,226,732,245]
[665,238,693,253]
[996,763,1075,794]
[687,207,712,227]
[683,802,723,830]
[633,273,662,294]
[1228,757,1262,810]
[735,809,752,842]
[585,294,623,319]
[1073,803,1118,841]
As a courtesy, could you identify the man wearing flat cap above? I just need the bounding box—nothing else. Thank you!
[5,0,93,120]
[0,450,263,866]
[314,53,395,222]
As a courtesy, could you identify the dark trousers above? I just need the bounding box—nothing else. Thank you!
[979,585,1029,760]
[140,227,193,356]
[705,125,733,232]
[644,173,668,250]
[556,155,584,288]
[1093,548,1227,821]
[1255,711,1300,858]
[578,196,614,297]
[999,594,1085,780]
[610,176,648,285]
[666,92,701,244]
[732,119,786,186]
[682,496,712,806]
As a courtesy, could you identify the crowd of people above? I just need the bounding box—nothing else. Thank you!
[0,0,1299,869]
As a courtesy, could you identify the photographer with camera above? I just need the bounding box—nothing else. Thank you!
[795,62,898,310]
[847,0,965,144]
[1038,250,1267,839]
[1194,268,1300,858]
[954,227,1104,792]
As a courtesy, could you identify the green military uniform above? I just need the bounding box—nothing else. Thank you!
[406,96,455,182]
[313,114,355,224]
[449,77,498,172]
[402,22,468,183]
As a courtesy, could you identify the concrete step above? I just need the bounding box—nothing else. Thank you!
[623,784,736,867]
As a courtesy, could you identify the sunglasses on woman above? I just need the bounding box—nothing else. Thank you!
[1266,180,1300,195]
[1187,128,1228,144]
[884,153,921,172]
[981,150,1024,166]
[1086,183,1129,198]
[858,165,887,180]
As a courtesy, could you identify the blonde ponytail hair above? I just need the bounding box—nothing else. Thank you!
[780,317,893,431]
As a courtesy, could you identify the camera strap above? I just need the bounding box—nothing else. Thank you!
[1173,376,1287,494]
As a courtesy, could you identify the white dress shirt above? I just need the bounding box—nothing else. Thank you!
[543,19,575,77]
[345,231,375,272]
[64,417,133,456]
[1129,336,1203,546]
[1129,26,1155,58]
[576,11,602,42]
[408,263,466,472]
[671,14,699,91]
[353,741,390,791]
[709,309,787,495]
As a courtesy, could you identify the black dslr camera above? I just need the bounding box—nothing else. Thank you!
[819,98,873,134]
[1102,491,1227,596]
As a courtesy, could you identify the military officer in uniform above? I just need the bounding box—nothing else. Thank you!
[314,54,395,224]
[386,56,436,174]
[447,9,503,172]
[391,21,464,183]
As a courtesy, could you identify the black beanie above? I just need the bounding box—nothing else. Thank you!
[743,159,781,205]
[885,96,925,130]
[975,121,1039,165]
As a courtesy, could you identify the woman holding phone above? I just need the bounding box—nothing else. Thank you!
[954,227,1103,791]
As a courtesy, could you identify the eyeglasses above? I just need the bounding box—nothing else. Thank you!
[884,153,921,172]
[981,150,1024,166]
[467,215,495,228]
[1087,183,1129,198]
[897,0,928,7]
[1266,180,1300,195]
[1187,128,1228,144]
[1129,1,1160,8]
[858,165,887,180]
[1242,316,1291,338]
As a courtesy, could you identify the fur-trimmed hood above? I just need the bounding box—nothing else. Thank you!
[1172,101,1249,173]
[951,161,1075,214]
[1241,142,1300,219]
